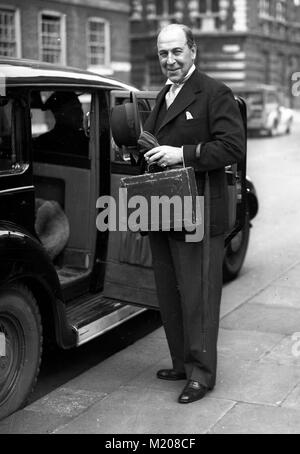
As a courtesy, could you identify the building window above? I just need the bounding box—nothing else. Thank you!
[155,0,176,16]
[0,7,21,57]
[39,11,66,64]
[276,1,287,22]
[277,53,286,84]
[87,18,110,68]
[146,56,164,88]
[263,51,271,84]
[194,0,220,30]
[259,0,271,17]
[199,0,220,13]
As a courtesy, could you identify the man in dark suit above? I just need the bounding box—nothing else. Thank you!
[143,24,245,403]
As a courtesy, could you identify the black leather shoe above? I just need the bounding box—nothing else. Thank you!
[178,380,208,403]
[157,369,186,381]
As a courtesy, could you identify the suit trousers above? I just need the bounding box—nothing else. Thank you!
[149,231,224,389]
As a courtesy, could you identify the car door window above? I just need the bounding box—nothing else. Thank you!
[31,90,91,168]
[0,94,29,175]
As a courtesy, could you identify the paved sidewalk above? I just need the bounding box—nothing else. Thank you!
[1,258,300,434]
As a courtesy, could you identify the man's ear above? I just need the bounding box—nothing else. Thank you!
[192,46,197,61]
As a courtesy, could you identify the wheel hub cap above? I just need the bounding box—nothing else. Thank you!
[0,317,24,400]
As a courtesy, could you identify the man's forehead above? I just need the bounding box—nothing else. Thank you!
[157,28,186,50]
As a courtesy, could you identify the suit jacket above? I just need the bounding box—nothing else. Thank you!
[143,70,246,237]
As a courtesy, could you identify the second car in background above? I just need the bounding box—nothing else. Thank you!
[233,84,294,137]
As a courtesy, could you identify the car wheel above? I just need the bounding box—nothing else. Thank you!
[0,284,42,421]
[285,120,292,134]
[268,120,278,137]
[223,212,250,282]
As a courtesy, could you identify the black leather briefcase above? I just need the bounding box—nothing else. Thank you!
[120,166,201,232]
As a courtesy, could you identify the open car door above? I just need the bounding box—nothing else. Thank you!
[101,90,159,309]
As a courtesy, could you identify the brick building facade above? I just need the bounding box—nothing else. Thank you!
[0,0,131,82]
[1,1,300,106]
[130,0,300,107]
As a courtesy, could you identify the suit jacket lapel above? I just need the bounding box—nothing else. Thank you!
[156,71,203,134]
[144,84,170,133]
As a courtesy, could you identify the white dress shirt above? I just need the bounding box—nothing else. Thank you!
[165,64,196,109]
[164,64,197,166]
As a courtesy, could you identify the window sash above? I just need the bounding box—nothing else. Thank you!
[87,19,109,67]
[155,0,176,16]
[40,13,64,64]
[198,0,220,14]
[0,8,18,57]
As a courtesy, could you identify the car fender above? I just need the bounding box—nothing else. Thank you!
[0,223,76,349]
[245,177,259,220]
[266,108,279,129]
[280,107,293,123]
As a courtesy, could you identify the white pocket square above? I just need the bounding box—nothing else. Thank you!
[185,111,194,120]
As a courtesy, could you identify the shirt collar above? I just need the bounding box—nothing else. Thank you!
[165,64,196,86]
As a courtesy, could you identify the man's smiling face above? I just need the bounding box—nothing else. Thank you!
[157,26,196,84]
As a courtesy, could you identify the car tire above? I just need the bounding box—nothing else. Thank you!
[0,284,42,421]
[268,120,278,137]
[223,211,250,282]
[285,120,292,134]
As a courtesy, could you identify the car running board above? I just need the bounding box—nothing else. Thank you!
[66,294,146,346]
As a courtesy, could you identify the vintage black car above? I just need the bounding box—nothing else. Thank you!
[0,58,258,420]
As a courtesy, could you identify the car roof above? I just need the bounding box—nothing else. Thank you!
[0,57,137,92]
